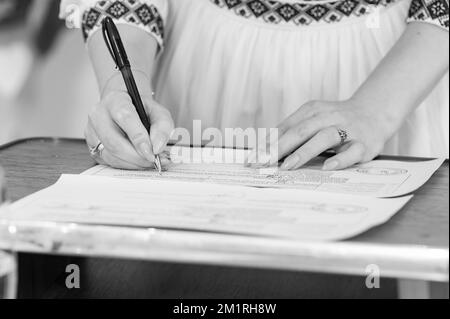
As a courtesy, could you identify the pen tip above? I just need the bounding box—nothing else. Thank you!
[154,155,163,175]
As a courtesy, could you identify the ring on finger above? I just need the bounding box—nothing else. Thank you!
[89,141,105,159]
[336,128,349,145]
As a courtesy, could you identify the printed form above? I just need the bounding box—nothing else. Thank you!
[84,146,444,198]
[1,146,443,241]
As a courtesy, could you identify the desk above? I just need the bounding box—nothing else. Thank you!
[0,138,448,298]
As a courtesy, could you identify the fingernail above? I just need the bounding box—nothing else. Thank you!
[281,155,299,170]
[323,160,339,171]
[140,143,155,162]
[152,134,168,154]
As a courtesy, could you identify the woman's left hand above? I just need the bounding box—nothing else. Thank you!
[266,99,398,171]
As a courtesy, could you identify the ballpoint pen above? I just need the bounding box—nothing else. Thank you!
[102,17,162,174]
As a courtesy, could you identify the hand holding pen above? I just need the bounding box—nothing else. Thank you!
[85,17,174,171]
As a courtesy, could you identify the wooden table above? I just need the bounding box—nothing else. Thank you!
[0,138,448,299]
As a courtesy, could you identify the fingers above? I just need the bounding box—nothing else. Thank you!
[101,148,149,170]
[323,142,366,170]
[246,102,325,167]
[275,113,337,163]
[84,126,108,167]
[246,110,336,168]
[85,123,168,170]
[147,100,174,155]
[107,93,155,163]
[86,110,153,169]
[85,122,143,169]
[281,127,341,170]
[85,121,102,155]
[86,90,175,170]
[277,101,320,134]
[334,142,352,154]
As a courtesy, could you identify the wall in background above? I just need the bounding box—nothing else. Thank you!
[0,0,99,145]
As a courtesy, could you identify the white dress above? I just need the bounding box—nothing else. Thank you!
[60,0,449,158]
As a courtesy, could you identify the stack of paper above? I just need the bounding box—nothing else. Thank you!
[0,146,444,241]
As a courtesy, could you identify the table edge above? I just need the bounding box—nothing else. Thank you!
[0,137,85,152]
[0,222,448,282]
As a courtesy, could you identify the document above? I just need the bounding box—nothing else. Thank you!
[83,146,444,198]
[1,146,441,241]
[3,175,411,241]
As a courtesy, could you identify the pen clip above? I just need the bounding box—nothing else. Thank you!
[102,17,119,69]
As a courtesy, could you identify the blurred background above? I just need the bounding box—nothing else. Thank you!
[0,0,97,145]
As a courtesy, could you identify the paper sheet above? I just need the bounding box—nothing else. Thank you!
[83,146,444,198]
[4,175,412,241]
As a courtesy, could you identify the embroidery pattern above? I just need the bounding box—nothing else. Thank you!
[210,0,397,25]
[81,0,164,46]
[407,0,449,29]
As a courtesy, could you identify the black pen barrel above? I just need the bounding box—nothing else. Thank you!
[121,67,151,133]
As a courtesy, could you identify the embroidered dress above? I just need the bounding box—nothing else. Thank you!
[60,0,449,157]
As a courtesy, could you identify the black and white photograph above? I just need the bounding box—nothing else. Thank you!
[0,0,448,303]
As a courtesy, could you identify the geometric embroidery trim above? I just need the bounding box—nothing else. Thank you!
[407,0,449,30]
[210,0,399,26]
[81,0,164,48]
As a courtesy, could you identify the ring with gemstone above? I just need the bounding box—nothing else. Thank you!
[337,128,349,145]
[89,142,105,158]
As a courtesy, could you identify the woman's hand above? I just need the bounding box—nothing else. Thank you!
[85,90,174,169]
[264,99,400,171]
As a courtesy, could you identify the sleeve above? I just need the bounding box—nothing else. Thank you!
[407,0,449,31]
[59,0,168,49]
